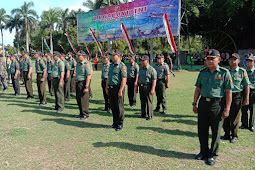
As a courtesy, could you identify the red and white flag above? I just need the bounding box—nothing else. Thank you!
[84,43,91,56]
[89,28,105,56]
[64,32,77,54]
[121,23,135,55]
[163,13,177,54]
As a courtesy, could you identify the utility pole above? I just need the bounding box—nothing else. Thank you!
[42,37,44,54]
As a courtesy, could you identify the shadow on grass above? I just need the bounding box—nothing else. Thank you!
[42,118,109,128]
[93,142,196,159]
[136,126,197,138]
[162,119,197,126]
[155,113,197,119]
[21,109,76,118]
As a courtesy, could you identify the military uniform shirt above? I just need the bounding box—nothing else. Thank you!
[52,59,65,78]
[101,63,110,79]
[138,65,157,84]
[127,62,139,79]
[22,58,32,71]
[246,67,255,89]
[47,60,54,73]
[195,66,233,98]
[75,60,91,81]
[108,61,127,86]
[154,62,170,79]
[64,60,71,72]
[35,58,46,73]
[10,60,20,74]
[67,58,76,70]
[229,67,249,92]
[0,57,7,74]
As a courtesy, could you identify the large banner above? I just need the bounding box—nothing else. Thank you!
[77,0,180,43]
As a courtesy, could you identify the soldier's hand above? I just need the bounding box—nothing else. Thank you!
[135,86,138,93]
[243,99,249,106]
[106,87,108,95]
[193,105,198,114]
[134,82,138,87]
[165,84,169,88]
[84,88,89,93]
[59,81,63,88]
[118,90,123,98]
[27,75,31,79]
[222,107,230,119]
[73,73,76,76]
[14,76,17,80]
[41,78,45,82]
[150,89,155,95]
[65,77,69,82]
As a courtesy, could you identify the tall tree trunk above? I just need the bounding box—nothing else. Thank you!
[25,18,29,52]
[50,26,53,55]
[1,27,3,51]
[16,27,20,54]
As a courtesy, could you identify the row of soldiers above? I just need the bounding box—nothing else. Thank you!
[193,49,254,166]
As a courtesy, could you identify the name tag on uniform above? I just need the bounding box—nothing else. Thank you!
[235,75,242,78]
[214,77,223,80]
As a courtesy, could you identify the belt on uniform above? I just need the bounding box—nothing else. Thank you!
[76,80,85,83]
[250,88,255,91]
[201,96,222,102]
[139,83,151,87]
[53,77,58,79]
[157,79,165,81]
[108,85,120,89]
[37,73,43,75]
[232,92,240,96]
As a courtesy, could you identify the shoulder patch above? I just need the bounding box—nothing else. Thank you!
[240,67,246,72]
[40,61,44,65]
[121,62,125,66]
[219,67,228,71]
[59,63,62,68]
[200,66,207,72]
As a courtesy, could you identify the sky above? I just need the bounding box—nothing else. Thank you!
[0,0,90,46]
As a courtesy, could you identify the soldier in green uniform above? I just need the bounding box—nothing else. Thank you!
[52,52,65,113]
[67,52,76,93]
[127,55,139,107]
[61,54,71,102]
[0,53,8,91]
[193,49,233,166]
[22,53,34,99]
[221,53,250,143]
[153,54,170,114]
[101,55,111,113]
[10,55,20,96]
[136,55,157,120]
[34,52,47,105]
[46,53,54,96]
[75,51,92,120]
[241,54,255,132]
[106,50,127,131]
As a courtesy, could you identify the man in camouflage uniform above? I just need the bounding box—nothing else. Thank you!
[0,53,8,91]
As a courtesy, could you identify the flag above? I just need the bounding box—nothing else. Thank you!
[64,32,77,54]
[121,23,135,55]
[44,39,51,51]
[89,28,105,56]
[163,13,177,54]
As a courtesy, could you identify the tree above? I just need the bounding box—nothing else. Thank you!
[5,14,23,54]
[11,1,38,52]
[41,8,60,54]
[57,8,69,32]
[0,8,9,51]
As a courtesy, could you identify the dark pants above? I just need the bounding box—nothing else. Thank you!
[0,74,8,89]
[109,85,125,128]
[64,74,71,101]
[197,97,224,157]
[23,71,34,98]
[155,79,167,112]
[241,89,255,128]
[127,78,136,106]
[223,92,242,137]
[139,84,153,118]
[95,64,98,70]
[101,79,109,110]
[47,73,54,96]
[11,73,20,95]
[37,73,46,103]
[70,70,76,92]
[89,80,93,98]
[52,78,64,111]
[76,80,90,116]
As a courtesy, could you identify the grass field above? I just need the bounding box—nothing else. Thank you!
[0,64,254,169]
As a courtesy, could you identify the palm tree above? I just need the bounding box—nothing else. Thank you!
[83,0,125,10]
[57,8,69,32]
[66,9,84,26]
[41,8,60,54]
[0,8,9,51]
[11,1,38,52]
[5,14,23,54]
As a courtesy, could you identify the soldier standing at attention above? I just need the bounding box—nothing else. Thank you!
[75,51,92,120]
[221,53,249,143]
[136,55,157,120]
[127,55,139,107]
[9,55,20,96]
[46,53,54,96]
[34,52,47,105]
[106,50,127,131]
[61,54,71,103]
[193,49,233,166]
[0,53,8,91]
[52,52,65,113]
[67,52,76,93]
[101,55,111,113]
[240,54,255,132]
[153,54,170,115]
[23,53,34,99]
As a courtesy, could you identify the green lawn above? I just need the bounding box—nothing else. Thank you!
[0,65,254,169]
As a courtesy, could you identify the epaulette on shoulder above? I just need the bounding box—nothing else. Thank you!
[240,67,246,72]
[200,66,207,72]
[219,67,228,71]
[121,62,125,66]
